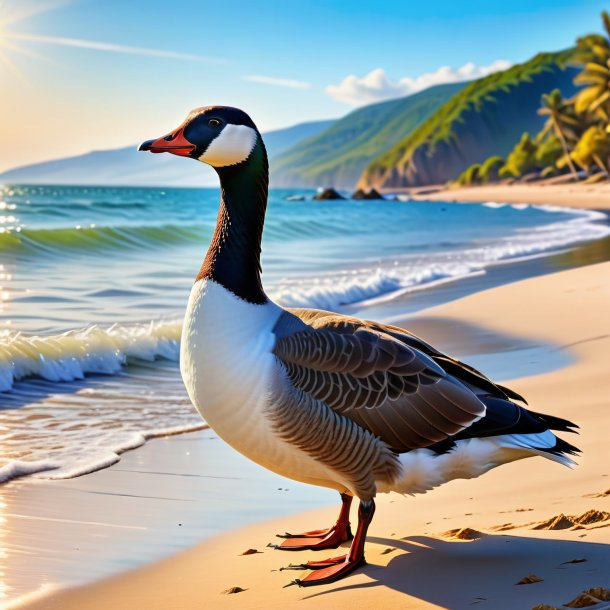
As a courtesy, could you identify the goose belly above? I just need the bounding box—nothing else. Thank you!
[180,280,341,490]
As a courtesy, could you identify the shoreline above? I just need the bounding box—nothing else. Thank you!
[398,180,610,210]
[17,261,610,610]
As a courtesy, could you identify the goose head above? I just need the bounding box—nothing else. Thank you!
[138,106,261,168]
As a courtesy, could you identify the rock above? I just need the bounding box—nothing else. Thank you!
[313,188,344,200]
[516,574,544,585]
[351,188,385,200]
[366,188,384,200]
[531,605,559,610]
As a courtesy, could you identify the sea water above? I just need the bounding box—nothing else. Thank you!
[0,184,608,483]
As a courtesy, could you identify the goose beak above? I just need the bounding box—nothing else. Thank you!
[138,126,196,157]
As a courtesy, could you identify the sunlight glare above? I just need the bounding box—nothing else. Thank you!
[0,0,70,78]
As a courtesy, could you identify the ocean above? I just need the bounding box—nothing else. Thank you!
[1,183,609,484]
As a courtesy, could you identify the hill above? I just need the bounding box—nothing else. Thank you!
[0,119,333,187]
[358,51,579,189]
[270,82,465,189]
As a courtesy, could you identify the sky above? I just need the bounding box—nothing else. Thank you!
[0,0,608,172]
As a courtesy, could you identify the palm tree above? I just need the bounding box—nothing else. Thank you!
[571,125,610,177]
[574,11,610,124]
[538,89,580,179]
[573,10,610,67]
[575,61,610,122]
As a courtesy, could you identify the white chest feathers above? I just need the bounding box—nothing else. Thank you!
[180,279,281,434]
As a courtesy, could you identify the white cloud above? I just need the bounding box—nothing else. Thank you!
[242,75,311,89]
[325,60,512,106]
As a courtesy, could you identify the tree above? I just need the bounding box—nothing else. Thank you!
[478,156,505,183]
[455,163,481,186]
[500,133,539,178]
[573,11,610,125]
[535,134,563,168]
[538,89,580,178]
[573,11,610,67]
[571,125,610,176]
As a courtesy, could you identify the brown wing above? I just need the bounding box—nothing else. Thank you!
[288,307,527,404]
[273,308,487,452]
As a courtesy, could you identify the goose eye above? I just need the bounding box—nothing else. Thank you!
[208,118,221,127]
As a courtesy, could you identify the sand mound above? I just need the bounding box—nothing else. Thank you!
[516,573,544,585]
[442,527,483,540]
[564,586,610,608]
[532,514,578,530]
[222,586,246,595]
[573,509,610,525]
[532,510,610,530]
[491,522,517,531]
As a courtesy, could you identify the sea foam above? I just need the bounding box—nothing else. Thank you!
[0,319,182,392]
[272,205,610,310]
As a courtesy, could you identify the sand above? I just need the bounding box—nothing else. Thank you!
[406,181,610,210]
[17,261,610,610]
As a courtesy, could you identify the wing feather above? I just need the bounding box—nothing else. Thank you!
[274,309,487,452]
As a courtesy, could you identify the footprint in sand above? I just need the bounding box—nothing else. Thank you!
[584,488,610,498]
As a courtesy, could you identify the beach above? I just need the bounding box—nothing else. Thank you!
[12,258,610,610]
[3,0,610,607]
[408,181,610,210]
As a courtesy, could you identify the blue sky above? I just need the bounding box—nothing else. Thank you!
[0,0,608,171]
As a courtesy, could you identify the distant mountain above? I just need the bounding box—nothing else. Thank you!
[0,119,334,187]
[358,50,579,189]
[270,82,465,189]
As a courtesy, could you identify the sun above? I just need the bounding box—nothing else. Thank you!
[0,0,68,79]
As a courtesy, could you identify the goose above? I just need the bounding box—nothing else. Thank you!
[139,106,579,587]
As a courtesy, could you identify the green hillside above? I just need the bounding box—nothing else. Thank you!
[359,50,579,189]
[270,82,465,189]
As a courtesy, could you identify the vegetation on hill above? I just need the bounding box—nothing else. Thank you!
[270,82,464,189]
[452,11,610,186]
[359,49,578,189]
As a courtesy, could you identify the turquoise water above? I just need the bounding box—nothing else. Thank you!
[0,183,608,483]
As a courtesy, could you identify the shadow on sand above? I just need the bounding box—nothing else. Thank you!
[300,533,610,610]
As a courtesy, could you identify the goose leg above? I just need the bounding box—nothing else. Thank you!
[272,493,353,551]
[289,498,375,586]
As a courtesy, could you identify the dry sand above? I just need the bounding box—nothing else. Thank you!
[408,181,610,210]
[18,263,610,610]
